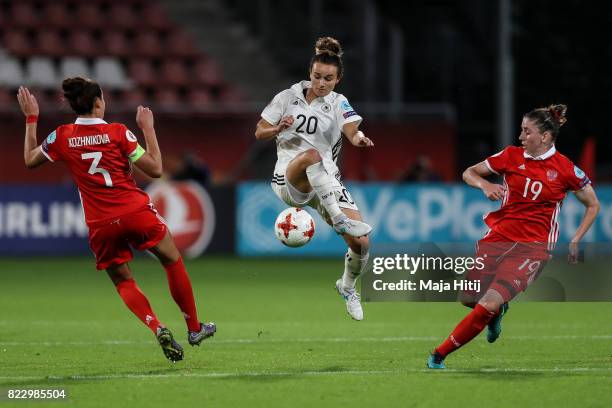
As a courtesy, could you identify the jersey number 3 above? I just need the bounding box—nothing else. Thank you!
[81,152,113,187]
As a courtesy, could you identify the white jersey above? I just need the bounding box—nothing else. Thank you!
[261,81,362,177]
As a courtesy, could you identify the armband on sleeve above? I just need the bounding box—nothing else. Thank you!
[128,145,146,163]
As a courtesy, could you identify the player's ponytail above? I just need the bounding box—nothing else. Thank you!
[524,104,568,140]
[62,77,102,115]
[310,37,344,78]
[547,104,567,127]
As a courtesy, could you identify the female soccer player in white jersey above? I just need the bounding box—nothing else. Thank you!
[255,37,374,320]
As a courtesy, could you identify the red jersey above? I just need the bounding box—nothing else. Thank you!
[483,145,590,247]
[41,117,150,225]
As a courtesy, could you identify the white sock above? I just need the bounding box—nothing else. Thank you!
[305,162,344,222]
[342,248,370,289]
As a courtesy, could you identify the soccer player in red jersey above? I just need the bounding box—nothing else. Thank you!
[428,104,600,369]
[17,78,216,362]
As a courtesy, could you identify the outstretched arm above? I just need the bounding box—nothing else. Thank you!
[342,121,374,147]
[132,106,163,178]
[17,87,48,169]
[568,184,600,263]
[463,161,507,201]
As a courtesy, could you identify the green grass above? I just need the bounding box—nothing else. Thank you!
[0,257,610,408]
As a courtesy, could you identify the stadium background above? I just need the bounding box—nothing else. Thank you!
[1,0,610,256]
[0,1,610,407]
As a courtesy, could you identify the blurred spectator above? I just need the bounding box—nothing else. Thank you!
[171,152,211,187]
[400,155,441,182]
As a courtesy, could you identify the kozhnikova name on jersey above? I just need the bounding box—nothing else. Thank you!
[68,134,110,148]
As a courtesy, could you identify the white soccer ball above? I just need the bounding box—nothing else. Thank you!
[274,207,315,247]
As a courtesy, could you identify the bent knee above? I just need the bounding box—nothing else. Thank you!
[478,299,501,313]
[347,236,370,254]
[106,263,132,285]
[301,148,322,165]
[478,289,504,312]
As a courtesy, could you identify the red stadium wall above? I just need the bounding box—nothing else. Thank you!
[0,114,455,183]
[342,122,455,181]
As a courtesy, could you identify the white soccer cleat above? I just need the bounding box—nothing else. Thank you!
[335,279,364,321]
[333,216,372,237]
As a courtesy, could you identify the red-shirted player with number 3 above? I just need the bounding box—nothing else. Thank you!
[428,104,600,369]
[17,78,216,363]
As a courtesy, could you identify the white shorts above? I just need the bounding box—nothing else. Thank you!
[271,171,359,224]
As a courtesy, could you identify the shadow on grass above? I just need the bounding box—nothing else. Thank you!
[0,366,188,388]
[0,366,356,387]
[208,365,352,382]
[2,364,597,388]
[427,369,588,381]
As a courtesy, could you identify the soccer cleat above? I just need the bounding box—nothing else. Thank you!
[487,302,509,343]
[427,351,446,369]
[335,279,364,321]
[333,216,372,237]
[156,327,184,362]
[188,322,217,346]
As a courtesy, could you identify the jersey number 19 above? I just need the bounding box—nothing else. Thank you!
[522,177,542,200]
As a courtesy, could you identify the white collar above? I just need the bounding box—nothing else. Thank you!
[291,81,333,104]
[523,145,556,160]
[75,117,107,125]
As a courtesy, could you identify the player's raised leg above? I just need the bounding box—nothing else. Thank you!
[107,263,162,333]
[107,263,184,362]
[286,149,371,237]
[334,208,370,320]
[428,288,503,369]
[148,231,216,345]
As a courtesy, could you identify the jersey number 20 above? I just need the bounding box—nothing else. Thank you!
[295,114,318,134]
[82,152,113,187]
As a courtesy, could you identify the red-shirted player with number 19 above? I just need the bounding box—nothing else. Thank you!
[427,104,600,369]
[17,78,216,363]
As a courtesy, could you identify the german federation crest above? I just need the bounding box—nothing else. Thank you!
[146,181,215,258]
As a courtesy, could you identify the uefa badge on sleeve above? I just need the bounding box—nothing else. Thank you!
[574,165,586,179]
[126,130,138,142]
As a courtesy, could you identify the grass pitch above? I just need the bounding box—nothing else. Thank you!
[0,257,610,407]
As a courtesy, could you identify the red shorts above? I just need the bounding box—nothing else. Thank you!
[463,231,550,302]
[88,205,167,270]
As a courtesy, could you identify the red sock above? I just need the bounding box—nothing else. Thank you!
[164,257,200,332]
[435,304,496,357]
[116,279,161,334]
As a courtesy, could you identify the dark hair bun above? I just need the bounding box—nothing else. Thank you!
[62,77,87,97]
[548,104,567,127]
[315,37,343,57]
[61,76,102,115]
